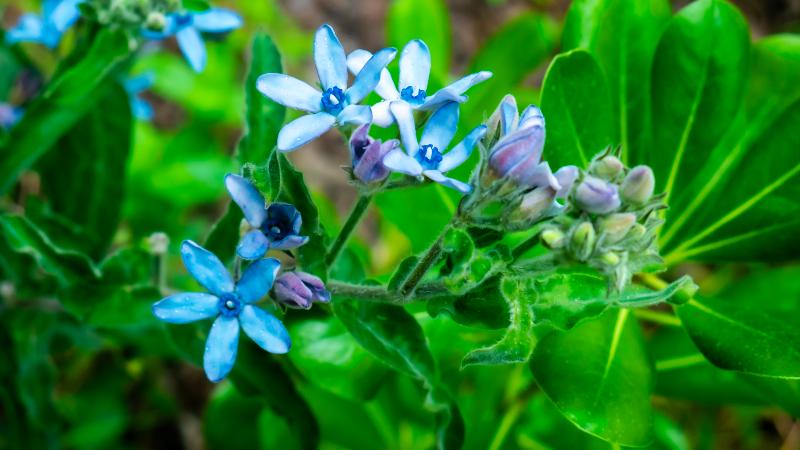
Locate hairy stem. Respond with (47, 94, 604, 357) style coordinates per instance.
(328, 279, 449, 305)
(325, 193, 374, 268)
(398, 225, 451, 298)
(511, 232, 541, 262)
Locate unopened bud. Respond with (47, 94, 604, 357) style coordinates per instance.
(488, 108, 545, 186)
(570, 221, 596, 261)
(541, 228, 566, 249)
(575, 175, 621, 214)
(599, 213, 636, 244)
(147, 232, 169, 255)
(144, 12, 167, 31)
(590, 155, 624, 180)
(274, 272, 331, 309)
(600, 251, 620, 266)
(349, 124, 396, 183)
(554, 165, 579, 199)
(515, 186, 555, 222)
(621, 166, 655, 205)
(628, 223, 647, 240)
(486, 94, 518, 141)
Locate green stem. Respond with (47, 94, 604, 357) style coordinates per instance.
(487, 383, 539, 450)
(328, 279, 449, 305)
(511, 232, 541, 262)
(633, 308, 681, 327)
(398, 224, 452, 298)
(325, 193, 374, 268)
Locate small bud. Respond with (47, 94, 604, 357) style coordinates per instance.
(600, 251, 620, 266)
(575, 175, 621, 214)
(628, 223, 647, 240)
(349, 124, 396, 183)
(570, 221, 596, 261)
(590, 155, 624, 180)
(621, 166, 655, 205)
(488, 107, 545, 186)
(554, 165, 579, 199)
(144, 11, 166, 31)
(274, 272, 331, 309)
(514, 186, 555, 222)
(598, 213, 636, 244)
(147, 232, 169, 255)
(541, 228, 566, 249)
(486, 94, 518, 141)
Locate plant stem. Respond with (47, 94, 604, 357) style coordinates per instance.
(328, 279, 449, 305)
(488, 383, 539, 450)
(325, 193, 374, 268)
(398, 225, 451, 298)
(511, 232, 541, 262)
(633, 308, 682, 327)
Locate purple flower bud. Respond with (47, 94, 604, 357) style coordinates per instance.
(513, 186, 556, 222)
(575, 175, 621, 214)
(554, 165, 579, 199)
(621, 165, 655, 205)
(273, 271, 331, 309)
(488, 106, 546, 186)
(486, 94, 518, 140)
(349, 124, 399, 183)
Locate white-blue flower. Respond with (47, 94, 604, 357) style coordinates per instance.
(383, 102, 485, 194)
(142, 8, 243, 73)
(346, 39, 492, 127)
(256, 24, 397, 152)
(5, 0, 82, 49)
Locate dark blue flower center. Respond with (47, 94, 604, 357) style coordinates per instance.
(218, 292, 242, 318)
(174, 13, 193, 28)
(400, 86, 427, 104)
(260, 203, 299, 243)
(321, 87, 346, 115)
(415, 144, 442, 170)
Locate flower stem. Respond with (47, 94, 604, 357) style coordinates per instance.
(398, 224, 452, 298)
(328, 279, 449, 305)
(633, 308, 681, 327)
(511, 232, 541, 262)
(325, 193, 374, 268)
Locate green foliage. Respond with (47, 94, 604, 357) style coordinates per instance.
(387, 0, 451, 83)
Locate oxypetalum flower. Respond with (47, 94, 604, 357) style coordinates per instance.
(5, 0, 82, 48)
(575, 175, 621, 214)
(383, 102, 485, 194)
(152, 241, 290, 382)
(273, 271, 331, 309)
(256, 25, 397, 151)
(142, 8, 243, 72)
(225, 174, 308, 260)
(0, 103, 23, 129)
(349, 124, 399, 184)
(123, 72, 155, 121)
(621, 166, 655, 205)
(346, 39, 492, 127)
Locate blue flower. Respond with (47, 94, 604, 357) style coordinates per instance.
(123, 72, 155, 121)
(224, 174, 309, 260)
(142, 8, 243, 73)
(347, 39, 492, 127)
(152, 240, 290, 382)
(256, 24, 397, 151)
(5, 0, 82, 48)
(383, 102, 485, 194)
(0, 103, 23, 129)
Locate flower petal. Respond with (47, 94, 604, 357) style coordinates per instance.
(180, 240, 234, 296)
(269, 235, 309, 250)
(239, 305, 291, 354)
(124, 72, 155, 95)
(337, 104, 372, 126)
(355, 138, 396, 183)
(370, 100, 394, 127)
(314, 24, 347, 91)
(347, 49, 399, 100)
(519, 105, 545, 129)
(192, 8, 243, 33)
(152, 292, 219, 324)
(225, 174, 268, 227)
(277, 112, 336, 151)
(347, 47, 397, 104)
(554, 165, 579, 199)
(6, 14, 45, 45)
(237, 230, 269, 260)
(176, 26, 207, 72)
(439, 124, 486, 173)
(443, 70, 493, 95)
(48, 0, 81, 33)
(421, 102, 459, 151)
(399, 39, 431, 93)
(256, 74, 322, 113)
(417, 88, 466, 111)
(508, 161, 560, 191)
(132, 98, 154, 121)
(423, 170, 472, 194)
(236, 258, 281, 303)
(204, 316, 240, 382)
(500, 95, 519, 135)
(390, 101, 419, 154)
(383, 149, 422, 176)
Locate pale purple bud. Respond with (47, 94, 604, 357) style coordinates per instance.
(488, 107, 545, 185)
(486, 94, 519, 139)
(350, 124, 399, 183)
(554, 165, 579, 199)
(575, 175, 621, 214)
(514, 186, 556, 222)
(598, 213, 636, 244)
(621, 165, 655, 205)
(273, 271, 331, 309)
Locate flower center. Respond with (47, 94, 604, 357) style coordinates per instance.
(218, 293, 242, 318)
(321, 87, 346, 115)
(174, 13, 193, 28)
(415, 144, 442, 170)
(400, 86, 426, 104)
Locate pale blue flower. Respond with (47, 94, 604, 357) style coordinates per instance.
(152, 240, 290, 382)
(5, 0, 82, 48)
(347, 39, 492, 127)
(142, 8, 243, 73)
(383, 102, 485, 194)
(123, 73, 155, 121)
(256, 24, 397, 151)
(225, 174, 309, 260)
(0, 103, 23, 129)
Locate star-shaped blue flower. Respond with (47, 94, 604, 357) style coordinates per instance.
(152, 240, 290, 382)
(225, 174, 309, 260)
(383, 102, 485, 194)
(142, 8, 243, 73)
(5, 0, 82, 48)
(347, 39, 492, 127)
(123, 72, 155, 121)
(256, 24, 397, 151)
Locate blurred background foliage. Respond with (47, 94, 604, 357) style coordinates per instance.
(1, 0, 800, 449)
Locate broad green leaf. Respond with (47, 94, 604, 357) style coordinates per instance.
(661, 35, 800, 262)
(333, 299, 464, 449)
(204, 203, 244, 266)
(375, 183, 455, 253)
(741, 375, 800, 417)
(427, 276, 510, 330)
(562, 0, 671, 164)
(387, 0, 451, 82)
(37, 81, 132, 259)
(0, 30, 132, 194)
(237, 33, 286, 166)
(540, 50, 614, 169)
(677, 266, 800, 379)
(531, 309, 654, 446)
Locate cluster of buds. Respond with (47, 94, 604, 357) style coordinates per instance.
(86, 0, 181, 30)
(539, 150, 662, 292)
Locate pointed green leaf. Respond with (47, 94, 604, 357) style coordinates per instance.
(204, 202, 244, 266)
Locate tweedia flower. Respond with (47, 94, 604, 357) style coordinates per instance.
(152, 241, 290, 382)
(256, 24, 397, 151)
(5, 0, 82, 48)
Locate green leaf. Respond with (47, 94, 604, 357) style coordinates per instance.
(204, 203, 244, 266)
(387, 0, 451, 82)
(333, 299, 464, 449)
(531, 308, 653, 446)
(660, 35, 800, 263)
(375, 183, 455, 252)
(540, 50, 614, 169)
(562, 0, 672, 164)
(677, 266, 800, 379)
(37, 81, 132, 258)
(426, 276, 510, 330)
(0, 30, 132, 194)
(183, 0, 210, 11)
(237, 33, 286, 166)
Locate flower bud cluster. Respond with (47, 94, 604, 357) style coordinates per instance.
(87, 0, 180, 30)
